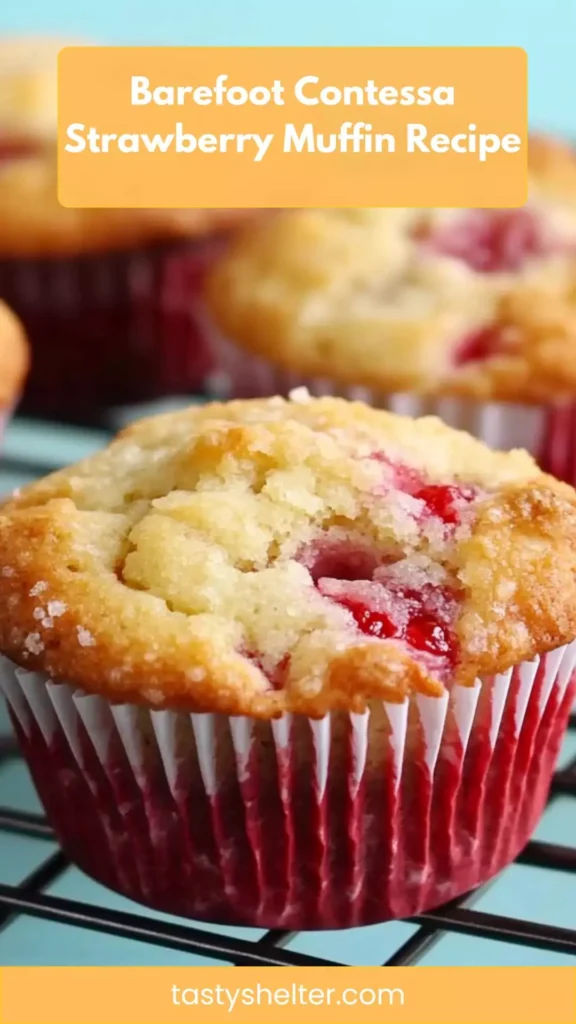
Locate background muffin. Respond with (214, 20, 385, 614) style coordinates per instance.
(0, 299, 29, 430)
(0, 36, 257, 422)
(1, 392, 575, 928)
(206, 136, 576, 483)
(0, 36, 67, 150)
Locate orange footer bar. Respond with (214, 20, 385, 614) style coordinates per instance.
(0, 966, 575, 1024)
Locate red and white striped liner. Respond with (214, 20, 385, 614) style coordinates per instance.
(206, 330, 576, 486)
(0, 237, 226, 422)
(2, 640, 575, 929)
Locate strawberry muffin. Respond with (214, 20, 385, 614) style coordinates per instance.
(0, 299, 29, 438)
(1, 391, 575, 927)
(206, 136, 576, 483)
(0, 36, 255, 421)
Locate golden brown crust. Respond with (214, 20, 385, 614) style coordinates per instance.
(206, 137, 576, 405)
(1, 394, 575, 716)
(0, 300, 29, 406)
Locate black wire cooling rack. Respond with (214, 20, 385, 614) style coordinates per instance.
(0, 412, 575, 967)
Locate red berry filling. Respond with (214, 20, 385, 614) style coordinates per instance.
(370, 451, 423, 494)
(298, 537, 382, 584)
(249, 457, 479, 686)
(318, 576, 458, 672)
(371, 452, 478, 527)
(0, 138, 39, 163)
(406, 615, 453, 658)
(452, 324, 504, 366)
(298, 457, 478, 676)
(411, 483, 477, 525)
(423, 209, 551, 274)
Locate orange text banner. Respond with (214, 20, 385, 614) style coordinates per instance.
(57, 46, 528, 208)
(1, 966, 575, 1024)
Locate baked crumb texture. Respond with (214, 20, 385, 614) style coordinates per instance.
(207, 136, 576, 405)
(0, 299, 29, 406)
(1, 394, 576, 717)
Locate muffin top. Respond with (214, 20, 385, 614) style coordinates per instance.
(0, 36, 254, 256)
(0, 36, 74, 145)
(0, 300, 29, 406)
(207, 136, 576, 405)
(1, 392, 575, 717)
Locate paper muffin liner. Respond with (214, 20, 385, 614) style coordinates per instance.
(206, 332, 576, 486)
(0, 237, 228, 422)
(1, 641, 575, 929)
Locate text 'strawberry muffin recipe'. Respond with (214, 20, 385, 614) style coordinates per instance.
(206, 135, 576, 484)
(1, 392, 576, 928)
(0, 36, 257, 422)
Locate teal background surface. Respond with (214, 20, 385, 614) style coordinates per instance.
(0, 1, 575, 135)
